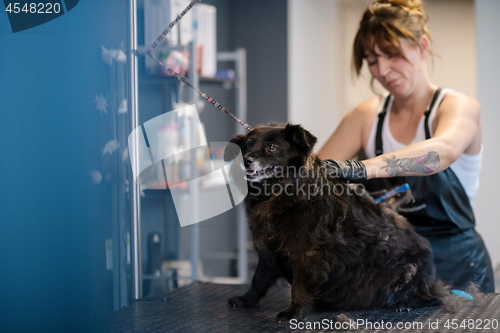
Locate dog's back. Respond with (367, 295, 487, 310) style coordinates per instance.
(250, 160, 445, 307)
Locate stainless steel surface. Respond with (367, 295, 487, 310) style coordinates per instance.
(235, 48, 247, 136)
(235, 48, 248, 282)
(127, 0, 142, 301)
(188, 41, 200, 282)
(105, 282, 500, 333)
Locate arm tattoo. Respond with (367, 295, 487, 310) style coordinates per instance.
(381, 151, 440, 177)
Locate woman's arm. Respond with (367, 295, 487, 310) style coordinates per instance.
(318, 98, 379, 160)
(363, 92, 481, 179)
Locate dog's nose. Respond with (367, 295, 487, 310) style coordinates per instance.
(244, 157, 254, 167)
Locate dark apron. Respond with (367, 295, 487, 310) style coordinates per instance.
(363, 88, 494, 292)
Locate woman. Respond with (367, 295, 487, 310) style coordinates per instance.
(318, 0, 494, 292)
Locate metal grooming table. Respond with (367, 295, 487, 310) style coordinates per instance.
(104, 282, 500, 333)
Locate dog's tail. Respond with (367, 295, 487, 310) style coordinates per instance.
(429, 281, 483, 313)
(429, 280, 462, 312)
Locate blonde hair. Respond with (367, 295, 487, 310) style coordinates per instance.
(352, 0, 433, 77)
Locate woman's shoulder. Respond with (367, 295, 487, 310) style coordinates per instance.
(437, 89, 481, 119)
(350, 97, 381, 119)
(441, 90, 480, 109)
(350, 97, 383, 147)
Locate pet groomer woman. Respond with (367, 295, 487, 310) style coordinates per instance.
(318, 0, 494, 292)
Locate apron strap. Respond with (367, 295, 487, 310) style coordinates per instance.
(424, 87, 442, 140)
(376, 88, 442, 154)
(375, 96, 391, 156)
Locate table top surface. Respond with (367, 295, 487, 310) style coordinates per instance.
(104, 281, 500, 333)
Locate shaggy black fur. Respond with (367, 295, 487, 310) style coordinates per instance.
(225, 123, 450, 322)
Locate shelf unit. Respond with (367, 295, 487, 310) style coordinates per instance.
(130, 40, 249, 299)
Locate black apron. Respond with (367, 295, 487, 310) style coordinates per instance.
(364, 88, 494, 292)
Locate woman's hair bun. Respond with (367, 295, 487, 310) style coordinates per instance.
(376, 0, 424, 15)
(368, 0, 428, 25)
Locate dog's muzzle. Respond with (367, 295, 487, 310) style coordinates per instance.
(244, 164, 276, 181)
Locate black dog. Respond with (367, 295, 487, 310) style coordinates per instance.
(224, 123, 449, 322)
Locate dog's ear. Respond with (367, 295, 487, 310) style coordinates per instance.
(224, 134, 246, 162)
(284, 124, 317, 154)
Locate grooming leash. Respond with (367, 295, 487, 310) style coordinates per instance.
(134, 0, 253, 131)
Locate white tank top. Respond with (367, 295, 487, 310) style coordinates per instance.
(365, 89, 483, 204)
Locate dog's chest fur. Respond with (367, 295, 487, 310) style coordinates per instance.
(244, 175, 350, 259)
(245, 191, 298, 253)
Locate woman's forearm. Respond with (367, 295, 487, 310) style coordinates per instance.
(363, 139, 456, 179)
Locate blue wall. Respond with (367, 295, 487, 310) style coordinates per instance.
(0, 1, 126, 331)
(0, 0, 288, 331)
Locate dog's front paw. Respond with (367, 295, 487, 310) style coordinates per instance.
(276, 310, 302, 323)
(228, 296, 251, 308)
(276, 310, 294, 323)
(394, 302, 412, 312)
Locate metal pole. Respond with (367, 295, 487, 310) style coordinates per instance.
(188, 41, 199, 281)
(235, 48, 248, 282)
(127, 0, 142, 301)
(236, 48, 247, 136)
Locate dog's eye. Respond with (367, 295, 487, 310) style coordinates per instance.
(245, 141, 253, 148)
(268, 144, 277, 152)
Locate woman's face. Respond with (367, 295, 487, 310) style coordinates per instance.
(365, 37, 426, 96)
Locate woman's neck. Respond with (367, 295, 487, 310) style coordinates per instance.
(391, 82, 437, 117)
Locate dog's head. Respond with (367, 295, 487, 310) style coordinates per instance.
(224, 123, 317, 182)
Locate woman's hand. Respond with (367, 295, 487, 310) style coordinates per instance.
(322, 159, 367, 182)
